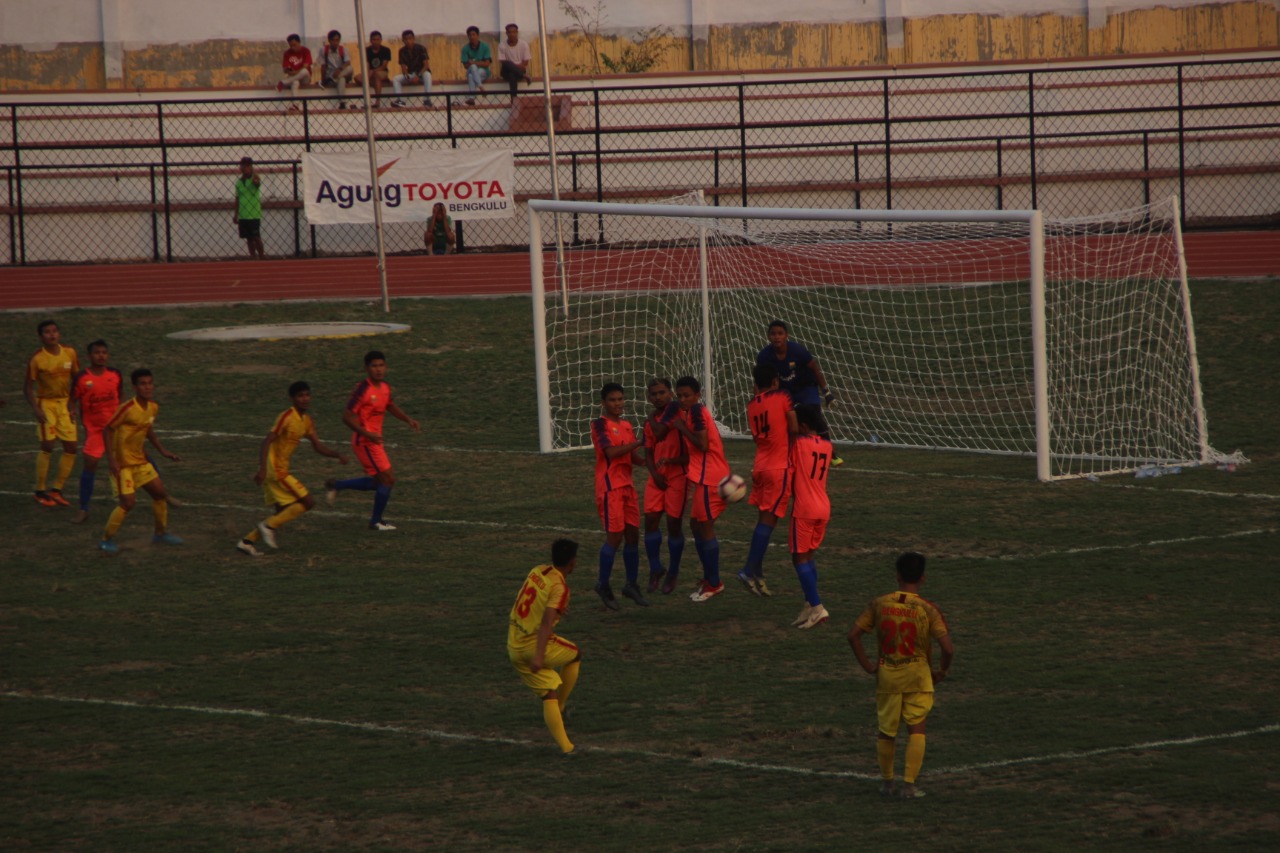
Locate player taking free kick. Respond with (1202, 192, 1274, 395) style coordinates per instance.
(508, 538, 583, 755)
(326, 350, 420, 531)
(848, 552, 955, 799)
(238, 381, 349, 556)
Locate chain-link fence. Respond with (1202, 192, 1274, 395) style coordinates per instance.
(2, 56, 1277, 265)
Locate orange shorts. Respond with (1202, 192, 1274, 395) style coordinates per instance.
(789, 516, 828, 553)
(82, 424, 108, 459)
(644, 473, 688, 518)
(690, 482, 726, 523)
(749, 468, 790, 517)
(597, 486, 640, 533)
(352, 439, 392, 475)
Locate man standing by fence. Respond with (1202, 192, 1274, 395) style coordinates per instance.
(233, 157, 265, 259)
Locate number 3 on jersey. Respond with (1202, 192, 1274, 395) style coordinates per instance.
(515, 582, 537, 618)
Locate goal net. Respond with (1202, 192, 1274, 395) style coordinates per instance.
(527, 196, 1243, 480)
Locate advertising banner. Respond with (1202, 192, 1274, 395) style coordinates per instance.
(302, 149, 515, 224)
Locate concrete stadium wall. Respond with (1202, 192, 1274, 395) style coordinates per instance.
(1, 1, 1279, 91)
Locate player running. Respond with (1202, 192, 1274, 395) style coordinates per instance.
(69, 339, 124, 524)
(848, 552, 955, 799)
(237, 381, 349, 556)
(325, 350, 420, 531)
(667, 376, 731, 602)
(25, 319, 80, 508)
(736, 363, 797, 596)
(591, 383, 647, 609)
(508, 538, 583, 755)
(788, 406, 834, 629)
(641, 377, 688, 595)
(98, 369, 183, 554)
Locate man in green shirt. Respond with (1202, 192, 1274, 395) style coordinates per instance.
(460, 26, 492, 105)
(233, 157, 265, 259)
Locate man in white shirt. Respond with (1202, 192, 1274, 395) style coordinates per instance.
(497, 23, 532, 102)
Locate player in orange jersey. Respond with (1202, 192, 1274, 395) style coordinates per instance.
(69, 339, 124, 524)
(848, 552, 954, 799)
(667, 376, 731, 602)
(24, 319, 80, 507)
(325, 351, 420, 531)
(590, 382, 646, 609)
(237, 381, 349, 556)
(641, 377, 688, 595)
(787, 406, 833, 629)
(99, 369, 183, 555)
(508, 538, 582, 754)
(736, 363, 797, 597)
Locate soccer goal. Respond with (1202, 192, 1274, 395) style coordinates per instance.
(527, 196, 1243, 480)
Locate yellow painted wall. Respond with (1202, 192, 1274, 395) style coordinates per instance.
(1, 3, 1277, 91)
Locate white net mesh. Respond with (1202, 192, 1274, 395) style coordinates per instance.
(532, 197, 1242, 479)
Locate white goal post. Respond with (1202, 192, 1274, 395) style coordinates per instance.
(528, 197, 1242, 480)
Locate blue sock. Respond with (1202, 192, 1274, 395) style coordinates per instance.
(668, 535, 685, 579)
(623, 544, 639, 586)
(336, 476, 376, 491)
(644, 531, 663, 572)
(700, 537, 721, 586)
(796, 560, 821, 606)
(744, 523, 775, 576)
(78, 468, 95, 511)
(598, 542, 617, 586)
(371, 484, 391, 524)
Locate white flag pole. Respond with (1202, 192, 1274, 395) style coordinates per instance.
(534, 0, 570, 317)
(354, 0, 391, 313)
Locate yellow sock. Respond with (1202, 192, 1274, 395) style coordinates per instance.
(54, 452, 77, 490)
(35, 450, 52, 491)
(267, 501, 307, 530)
(542, 696, 574, 753)
(557, 660, 581, 712)
(877, 737, 897, 780)
(245, 529, 261, 543)
(152, 498, 168, 534)
(104, 506, 128, 539)
(904, 733, 926, 784)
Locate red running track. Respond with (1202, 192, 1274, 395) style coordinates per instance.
(0, 232, 1276, 311)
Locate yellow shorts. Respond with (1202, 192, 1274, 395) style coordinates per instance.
(263, 472, 309, 507)
(37, 398, 76, 443)
(509, 635, 579, 694)
(111, 462, 159, 498)
(876, 691, 934, 738)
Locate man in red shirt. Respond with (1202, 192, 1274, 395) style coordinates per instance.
(278, 33, 313, 108)
(591, 383, 646, 609)
(641, 377, 687, 595)
(69, 339, 124, 523)
(736, 363, 797, 597)
(789, 406, 834, 629)
(325, 351, 420, 531)
(667, 376, 731, 602)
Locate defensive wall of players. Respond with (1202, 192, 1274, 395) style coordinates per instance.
(1, 52, 1278, 264)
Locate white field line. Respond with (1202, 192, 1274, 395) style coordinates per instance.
(6, 420, 1272, 497)
(3, 691, 1275, 781)
(1, 490, 1274, 557)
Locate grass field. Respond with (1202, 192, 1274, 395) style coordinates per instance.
(2, 281, 1278, 852)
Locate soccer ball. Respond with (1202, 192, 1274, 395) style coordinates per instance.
(718, 473, 747, 503)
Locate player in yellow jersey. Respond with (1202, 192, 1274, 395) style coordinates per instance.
(24, 319, 80, 507)
(508, 538, 582, 755)
(98, 369, 183, 555)
(848, 552, 955, 799)
(237, 381, 349, 556)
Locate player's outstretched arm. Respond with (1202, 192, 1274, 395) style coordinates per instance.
(387, 402, 420, 432)
(147, 426, 181, 462)
(306, 425, 349, 464)
(933, 633, 955, 683)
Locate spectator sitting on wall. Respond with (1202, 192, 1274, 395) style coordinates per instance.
(391, 29, 432, 109)
(317, 29, 356, 110)
(353, 31, 392, 108)
(498, 23, 532, 103)
(278, 34, 313, 110)
(460, 25, 492, 106)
